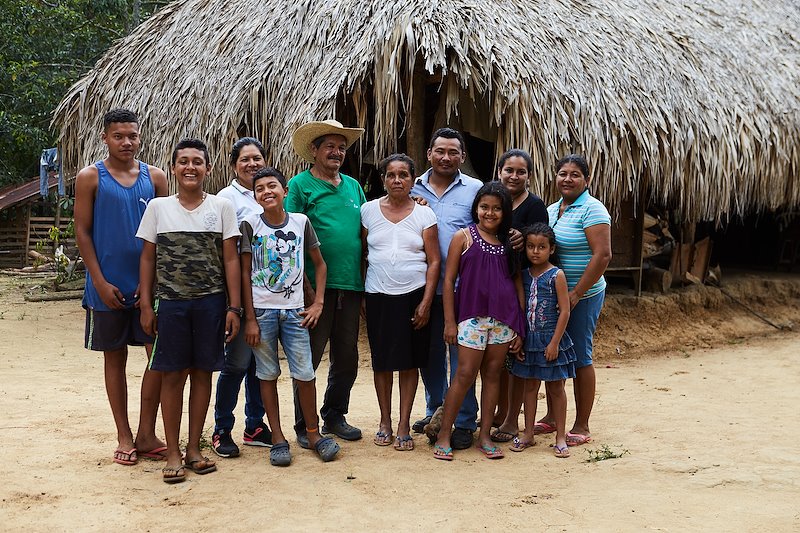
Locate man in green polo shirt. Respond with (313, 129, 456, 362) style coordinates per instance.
(286, 119, 366, 445)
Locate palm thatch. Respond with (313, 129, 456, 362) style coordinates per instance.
(53, 0, 800, 222)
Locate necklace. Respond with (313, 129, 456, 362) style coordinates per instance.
(176, 191, 207, 208)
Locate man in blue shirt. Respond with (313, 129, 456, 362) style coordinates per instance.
(410, 128, 483, 449)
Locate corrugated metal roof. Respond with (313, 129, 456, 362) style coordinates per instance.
(0, 177, 58, 211)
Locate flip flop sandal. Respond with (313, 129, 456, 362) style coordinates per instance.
(269, 442, 292, 467)
(554, 444, 571, 458)
(566, 432, 592, 447)
(433, 444, 453, 461)
(140, 446, 168, 460)
(490, 429, 517, 443)
(477, 444, 505, 459)
(184, 457, 217, 475)
(314, 436, 340, 462)
(373, 430, 393, 446)
(533, 422, 557, 435)
(393, 435, 414, 451)
(162, 466, 186, 484)
(113, 448, 138, 466)
(509, 436, 534, 452)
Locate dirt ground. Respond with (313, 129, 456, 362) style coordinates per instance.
(1, 272, 799, 532)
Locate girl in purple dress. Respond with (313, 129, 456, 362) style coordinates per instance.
(434, 183, 525, 461)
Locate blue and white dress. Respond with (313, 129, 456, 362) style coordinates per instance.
(510, 266, 577, 381)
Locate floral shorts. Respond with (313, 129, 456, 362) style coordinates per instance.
(457, 316, 516, 350)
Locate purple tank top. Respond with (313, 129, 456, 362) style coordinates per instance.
(455, 224, 525, 336)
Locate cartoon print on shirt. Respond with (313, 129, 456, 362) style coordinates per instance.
(250, 229, 302, 298)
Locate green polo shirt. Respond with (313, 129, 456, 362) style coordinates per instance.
(285, 169, 366, 291)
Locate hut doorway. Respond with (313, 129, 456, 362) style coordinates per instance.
(396, 69, 497, 183)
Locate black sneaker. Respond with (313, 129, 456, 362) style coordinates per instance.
(412, 416, 432, 434)
(243, 423, 273, 448)
(212, 429, 240, 458)
(321, 418, 362, 441)
(451, 427, 474, 450)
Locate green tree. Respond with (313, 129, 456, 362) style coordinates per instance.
(0, 0, 166, 188)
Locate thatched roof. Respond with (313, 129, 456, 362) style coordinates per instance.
(53, 0, 800, 222)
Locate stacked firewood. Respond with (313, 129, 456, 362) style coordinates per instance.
(642, 213, 715, 293)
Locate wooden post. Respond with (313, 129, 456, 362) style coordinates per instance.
(23, 204, 32, 268)
(53, 199, 62, 255)
(406, 57, 427, 173)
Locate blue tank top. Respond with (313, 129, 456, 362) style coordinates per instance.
(82, 161, 154, 311)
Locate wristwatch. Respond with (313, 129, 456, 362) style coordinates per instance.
(226, 306, 243, 317)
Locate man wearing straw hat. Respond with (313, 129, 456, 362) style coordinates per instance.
(286, 119, 366, 445)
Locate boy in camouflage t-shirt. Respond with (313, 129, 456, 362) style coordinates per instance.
(137, 139, 242, 484)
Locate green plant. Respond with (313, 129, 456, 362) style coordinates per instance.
(584, 444, 630, 463)
(57, 195, 75, 215)
(32, 240, 46, 267)
(48, 218, 80, 284)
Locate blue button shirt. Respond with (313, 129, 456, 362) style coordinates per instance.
(412, 169, 483, 293)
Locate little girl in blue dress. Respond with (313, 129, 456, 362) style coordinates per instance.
(510, 223, 576, 457)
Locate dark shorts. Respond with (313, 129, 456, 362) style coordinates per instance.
(149, 293, 227, 372)
(365, 287, 430, 372)
(85, 307, 153, 351)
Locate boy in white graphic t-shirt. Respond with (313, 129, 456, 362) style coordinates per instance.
(240, 167, 339, 466)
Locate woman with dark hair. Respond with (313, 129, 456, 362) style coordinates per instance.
(497, 149, 548, 231)
(536, 154, 611, 446)
(490, 149, 549, 441)
(361, 154, 440, 451)
(212, 137, 273, 458)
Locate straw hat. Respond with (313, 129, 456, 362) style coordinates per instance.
(292, 119, 364, 163)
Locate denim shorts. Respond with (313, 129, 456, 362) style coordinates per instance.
(251, 308, 315, 382)
(457, 316, 516, 350)
(566, 290, 605, 368)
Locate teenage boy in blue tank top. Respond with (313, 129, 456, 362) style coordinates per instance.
(74, 109, 169, 467)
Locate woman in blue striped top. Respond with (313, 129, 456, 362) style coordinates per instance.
(536, 155, 611, 447)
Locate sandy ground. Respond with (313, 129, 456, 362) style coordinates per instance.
(1, 273, 799, 532)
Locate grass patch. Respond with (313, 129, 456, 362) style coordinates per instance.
(585, 444, 630, 463)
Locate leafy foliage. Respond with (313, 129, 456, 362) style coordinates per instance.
(0, 0, 166, 187)
(584, 444, 630, 463)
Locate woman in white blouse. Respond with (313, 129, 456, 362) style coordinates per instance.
(361, 154, 440, 451)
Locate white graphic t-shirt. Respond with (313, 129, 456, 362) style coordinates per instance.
(240, 212, 320, 309)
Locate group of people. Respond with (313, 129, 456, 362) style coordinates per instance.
(76, 108, 611, 484)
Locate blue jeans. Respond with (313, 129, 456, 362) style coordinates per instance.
(214, 316, 265, 433)
(251, 308, 315, 382)
(420, 295, 478, 431)
(566, 290, 605, 368)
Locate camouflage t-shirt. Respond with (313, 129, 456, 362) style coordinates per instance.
(136, 194, 240, 300)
